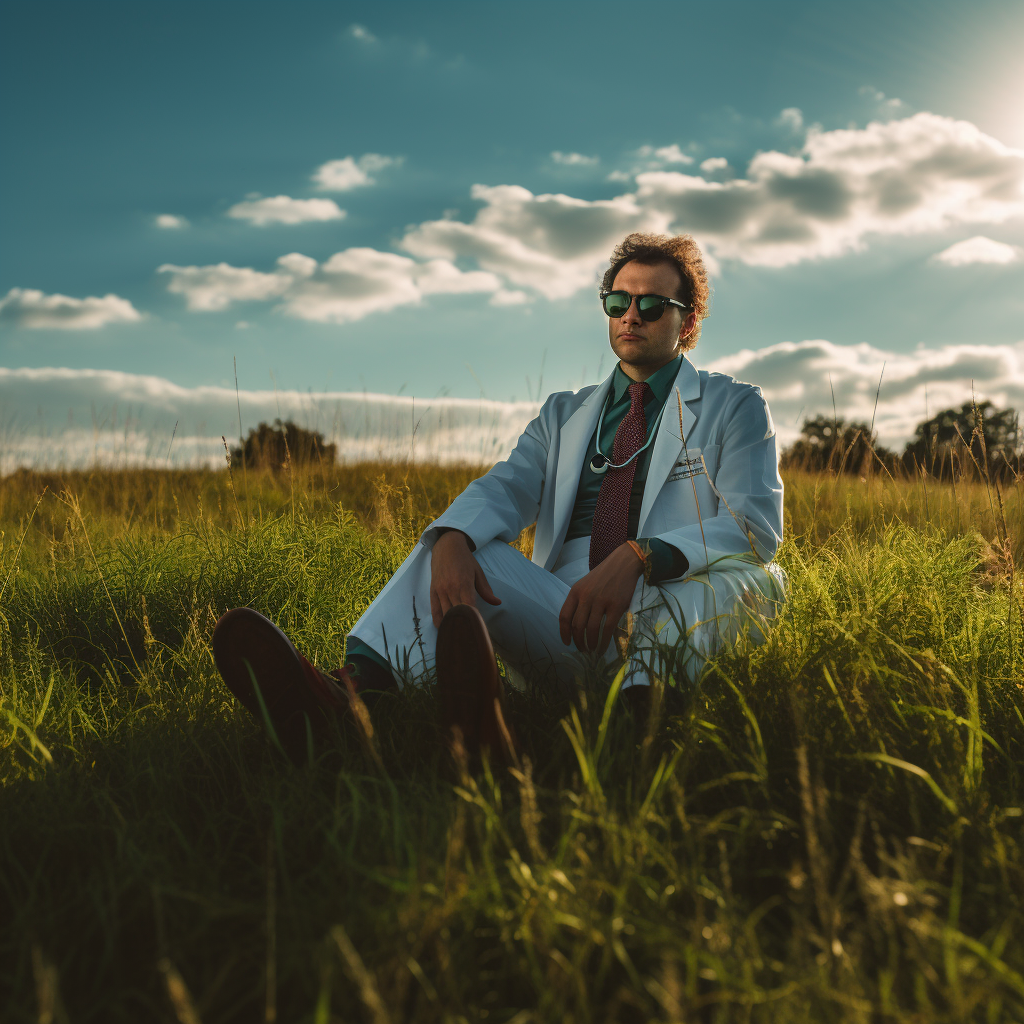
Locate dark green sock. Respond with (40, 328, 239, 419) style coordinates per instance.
(345, 638, 398, 690)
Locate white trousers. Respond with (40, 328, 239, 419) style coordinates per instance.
(348, 535, 786, 691)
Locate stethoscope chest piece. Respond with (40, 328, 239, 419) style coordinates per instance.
(587, 387, 669, 476)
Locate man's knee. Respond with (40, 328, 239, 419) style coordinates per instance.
(472, 538, 531, 576)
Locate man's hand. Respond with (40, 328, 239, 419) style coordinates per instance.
(429, 530, 501, 627)
(559, 543, 645, 655)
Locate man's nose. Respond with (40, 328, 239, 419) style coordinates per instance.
(620, 298, 642, 325)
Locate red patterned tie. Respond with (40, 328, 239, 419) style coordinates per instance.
(589, 380, 652, 569)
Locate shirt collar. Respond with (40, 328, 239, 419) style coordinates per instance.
(612, 354, 683, 404)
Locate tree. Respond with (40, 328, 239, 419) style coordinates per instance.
(781, 414, 893, 474)
(230, 419, 337, 471)
(902, 400, 1020, 479)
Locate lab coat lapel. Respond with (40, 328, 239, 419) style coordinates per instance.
(546, 372, 614, 567)
(637, 357, 701, 534)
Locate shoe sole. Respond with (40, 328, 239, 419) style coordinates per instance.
(212, 608, 324, 755)
(435, 604, 516, 764)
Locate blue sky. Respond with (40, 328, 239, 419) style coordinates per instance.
(2, 0, 1024, 465)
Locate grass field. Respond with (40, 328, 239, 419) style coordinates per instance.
(1, 462, 1023, 1023)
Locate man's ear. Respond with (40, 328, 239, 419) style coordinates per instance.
(678, 312, 697, 343)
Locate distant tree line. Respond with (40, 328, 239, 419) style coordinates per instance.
(781, 400, 1022, 479)
(233, 406, 1021, 480)
(230, 419, 336, 470)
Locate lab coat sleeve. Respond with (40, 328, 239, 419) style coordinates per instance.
(419, 394, 556, 552)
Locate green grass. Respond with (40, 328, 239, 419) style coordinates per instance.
(1, 464, 1023, 1022)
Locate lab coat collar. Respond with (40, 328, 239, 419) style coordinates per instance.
(637, 356, 702, 533)
(547, 372, 615, 567)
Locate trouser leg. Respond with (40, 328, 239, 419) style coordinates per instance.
(348, 539, 593, 688)
(625, 556, 788, 686)
(349, 537, 786, 691)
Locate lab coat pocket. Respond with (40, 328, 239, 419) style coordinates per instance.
(665, 445, 720, 483)
(652, 444, 721, 530)
(666, 447, 705, 483)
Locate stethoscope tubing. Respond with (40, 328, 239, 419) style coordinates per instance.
(589, 390, 668, 474)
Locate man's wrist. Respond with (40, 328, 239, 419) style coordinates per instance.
(624, 539, 650, 582)
(436, 528, 474, 551)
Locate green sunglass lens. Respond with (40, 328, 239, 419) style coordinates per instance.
(603, 293, 630, 317)
(637, 296, 666, 320)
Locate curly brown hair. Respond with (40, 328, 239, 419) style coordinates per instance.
(601, 232, 710, 350)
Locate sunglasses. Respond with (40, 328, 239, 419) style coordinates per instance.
(600, 290, 689, 322)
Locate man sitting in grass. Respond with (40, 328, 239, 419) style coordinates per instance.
(213, 232, 786, 763)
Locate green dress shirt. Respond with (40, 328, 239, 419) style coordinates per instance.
(565, 356, 689, 583)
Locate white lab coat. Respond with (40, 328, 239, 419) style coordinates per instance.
(350, 356, 786, 688)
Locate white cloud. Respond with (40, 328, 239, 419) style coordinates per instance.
(636, 112, 1024, 267)
(0, 287, 142, 329)
(401, 183, 668, 299)
(349, 24, 376, 43)
(708, 338, 1024, 448)
(636, 144, 694, 165)
(280, 249, 500, 323)
(161, 248, 500, 322)
(608, 145, 696, 183)
(312, 154, 398, 191)
(412, 257, 501, 296)
(859, 86, 907, 119)
(490, 288, 530, 306)
(654, 144, 694, 165)
(0, 366, 539, 471)
(157, 259, 297, 311)
(155, 213, 188, 229)
(777, 107, 804, 133)
(700, 157, 730, 175)
(551, 151, 599, 166)
(149, 109, 1024, 323)
(932, 235, 1021, 266)
(226, 195, 345, 225)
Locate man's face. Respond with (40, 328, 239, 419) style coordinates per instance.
(607, 260, 696, 377)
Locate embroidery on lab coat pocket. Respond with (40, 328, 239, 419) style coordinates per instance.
(667, 450, 706, 482)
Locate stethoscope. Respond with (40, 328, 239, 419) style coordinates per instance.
(589, 390, 669, 474)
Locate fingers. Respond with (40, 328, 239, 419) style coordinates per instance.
(434, 587, 455, 623)
(572, 597, 591, 651)
(431, 575, 464, 624)
(431, 539, 494, 624)
(559, 591, 579, 645)
(562, 557, 641, 652)
(562, 586, 597, 650)
(588, 610, 613, 654)
(429, 566, 496, 631)
(585, 609, 602, 652)
(435, 582, 472, 618)
(474, 566, 502, 607)
(564, 592, 626, 653)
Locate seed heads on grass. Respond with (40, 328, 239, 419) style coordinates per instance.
(158, 958, 202, 1024)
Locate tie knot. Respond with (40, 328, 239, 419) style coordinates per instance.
(628, 380, 651, 408)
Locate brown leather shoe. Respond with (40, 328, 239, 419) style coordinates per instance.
(435, 604, 518, 767)
(212, 607, 348, 761)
